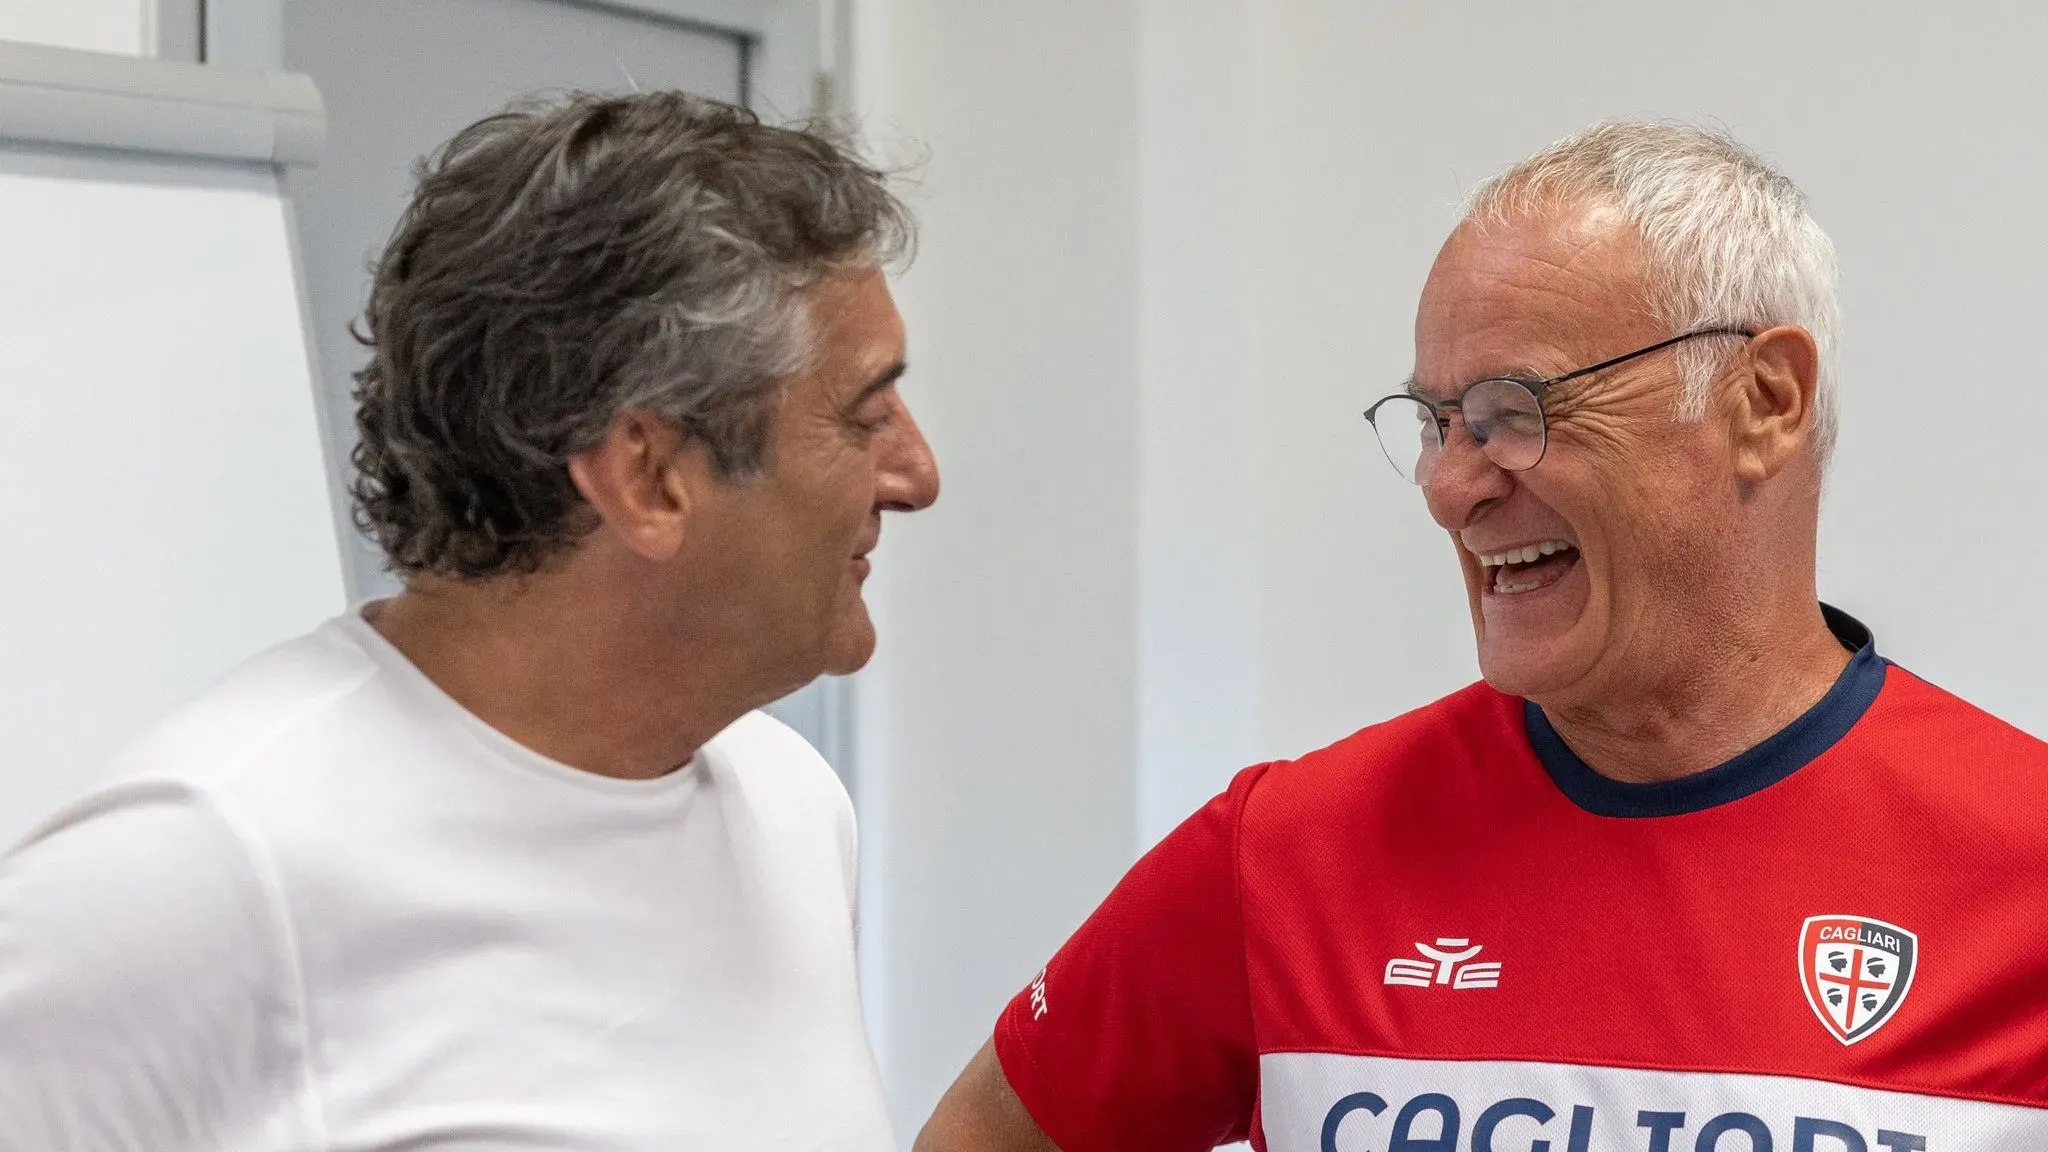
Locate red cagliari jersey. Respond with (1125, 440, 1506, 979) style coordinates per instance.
(996, 610, 2048, 1151)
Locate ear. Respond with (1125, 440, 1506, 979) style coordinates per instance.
(566, 410, 701, 562)
(1728, 324, 1820, 485)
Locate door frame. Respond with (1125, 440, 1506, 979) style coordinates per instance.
(202, 0, 843, 120)
(155, 0, 205, 60)
(566, 1, 842, 120)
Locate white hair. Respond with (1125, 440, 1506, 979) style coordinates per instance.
(1463, 122, 1841, 466)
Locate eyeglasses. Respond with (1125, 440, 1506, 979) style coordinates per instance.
(1362, 327, 1755, 486)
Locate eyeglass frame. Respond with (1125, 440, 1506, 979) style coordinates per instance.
(1362, 326, 1757, 482)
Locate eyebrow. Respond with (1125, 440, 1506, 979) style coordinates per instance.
(849, 360, 908, 406)
(1403, 365, 1547, 400)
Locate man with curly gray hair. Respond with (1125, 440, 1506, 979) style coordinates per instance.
(0, 91, 937, 1151)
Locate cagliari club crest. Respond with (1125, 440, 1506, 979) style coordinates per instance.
(1800, 915, 1917, 1046)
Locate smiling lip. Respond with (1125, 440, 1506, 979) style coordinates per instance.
(1485, 555, 1577, 596)
(1466, 538, 1576, 567)
(1465, 537, 1581, 597)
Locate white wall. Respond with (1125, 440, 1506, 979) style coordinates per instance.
(856, 0, 2048, 1140)
(850, 0, 1144, 1135)
(0, 0, 150, 55)
(1136, 0, 1262, 844)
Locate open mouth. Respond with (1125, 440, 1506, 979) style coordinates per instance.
(1476, 540, 1580, 596)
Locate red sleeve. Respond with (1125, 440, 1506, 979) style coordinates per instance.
(993, 765, 1267, 1152)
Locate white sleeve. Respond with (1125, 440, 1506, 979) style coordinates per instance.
(0, 781, 312, 1152)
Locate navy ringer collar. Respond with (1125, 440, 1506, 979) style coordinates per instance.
(1525, 604, 1886, 818)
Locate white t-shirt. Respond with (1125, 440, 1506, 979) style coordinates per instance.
(0, 610, 896, 1152)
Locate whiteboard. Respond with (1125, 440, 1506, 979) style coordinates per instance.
(0, 145, 345, 845)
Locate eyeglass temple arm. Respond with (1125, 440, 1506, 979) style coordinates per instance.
(1545, 327, 1757, 388)
(1364, 326, 1758, 420)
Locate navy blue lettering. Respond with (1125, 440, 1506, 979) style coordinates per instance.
(1698, 1112, 1773, 1152)
(1389, 1092, 1460, 1152)
(1327, 1092, 1924, 1152)
(1321, 1092, 1386, 1152)
(1793, 1117, 1867, 1152)
(1637, 1111, 1688, 1152)
(1474, 1097, 1556, 1152)
(1565, 1106, 1594, 1152)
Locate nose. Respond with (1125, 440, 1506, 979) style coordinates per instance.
(876, 392, 940, 513)
(1422, 415, 1513, 531)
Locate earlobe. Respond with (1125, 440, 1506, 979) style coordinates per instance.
(567, 410, 694, 562)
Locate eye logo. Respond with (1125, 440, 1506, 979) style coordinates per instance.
(1383, 937, 1501, 989)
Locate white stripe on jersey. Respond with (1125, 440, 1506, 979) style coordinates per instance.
(1260, 1052, 2048, 1151)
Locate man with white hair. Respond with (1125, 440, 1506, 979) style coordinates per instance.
(918, 122, 2048, 1150)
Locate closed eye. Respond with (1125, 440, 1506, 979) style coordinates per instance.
(843, 361, 908, 434)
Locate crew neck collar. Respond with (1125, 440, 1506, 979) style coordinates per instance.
(1524, 604, 1885, 818)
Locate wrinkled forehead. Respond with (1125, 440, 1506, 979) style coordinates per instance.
(1411, 206, 1654, 399)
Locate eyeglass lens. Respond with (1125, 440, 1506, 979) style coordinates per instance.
(1368, 379, 1546, 485)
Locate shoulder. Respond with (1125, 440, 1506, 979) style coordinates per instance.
(1855, 663, 2048, 835)
(105, 619, 380, 794)
(1871, 663, 2048, 759)
(703, 709, 858, 876)
(707, 710, 850, 810)
(1241, 681, 1523, 826)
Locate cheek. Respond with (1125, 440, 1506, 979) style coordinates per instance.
(1571, 439, 1724, 588)
(1527, 445, 1659, 567)
(798, 463, 875, 559)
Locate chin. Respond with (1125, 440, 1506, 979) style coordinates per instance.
(821, 612, 878, 677)
(1471, 572, 1600, 701)
(1476, 640, 1574, 700)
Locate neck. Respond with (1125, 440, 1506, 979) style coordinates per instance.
(365, 562, 766, 780)
(1535, 592, 1850, 786)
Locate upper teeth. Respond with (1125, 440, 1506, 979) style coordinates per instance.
(1476, 540, 1574, 568)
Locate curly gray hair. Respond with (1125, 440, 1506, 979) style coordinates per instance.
(350, 91, 913, 579)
